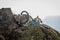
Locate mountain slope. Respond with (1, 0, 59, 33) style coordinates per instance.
(17, 24, 60, 40)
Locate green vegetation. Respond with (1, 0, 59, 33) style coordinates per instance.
(17, 24, 60, 40)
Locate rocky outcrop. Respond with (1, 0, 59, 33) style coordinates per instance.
(0, 8, 60, 40)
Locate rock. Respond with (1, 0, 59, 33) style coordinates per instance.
(0, 8, 60, 40)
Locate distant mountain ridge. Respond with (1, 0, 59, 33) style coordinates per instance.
(43, 16, 60, 32)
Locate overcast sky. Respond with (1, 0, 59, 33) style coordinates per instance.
(0, 0, 60, 19)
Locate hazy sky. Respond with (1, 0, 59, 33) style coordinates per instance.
(0, 0, 60, 19)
